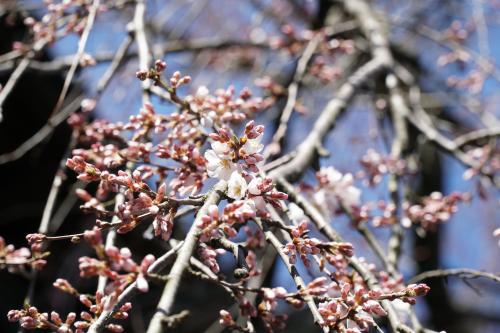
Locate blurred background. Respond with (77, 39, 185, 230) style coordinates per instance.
(0, 0, 498, 332)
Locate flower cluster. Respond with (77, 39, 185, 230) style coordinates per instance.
(197, 201, 256, 240)
(257, 287, 289, 332)
(359, 149, 408, 186)
(311, 167, 362, 218)
(283, 221, 354, 267)
(371, 200, 397, 227)
(204, 120, 287, 211)
(283, 221, 321, 265)
(205, 121, 265, 179)
(5, 56, 438, 333)
(18, 0, 102, 47)
(301, 276, 429, 331)
(402, 191, 470, 230)
(78, 228, 156, 293)
(8, 298, 131, 333)
(0, 236, 46, 272)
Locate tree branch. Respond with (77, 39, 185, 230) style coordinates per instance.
(145, 180, 227, 333)
(409, 268, 500, 285)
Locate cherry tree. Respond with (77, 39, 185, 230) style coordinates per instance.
(0, 1, 499, 333)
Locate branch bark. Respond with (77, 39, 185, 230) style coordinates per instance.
(145, 180, 227, 333)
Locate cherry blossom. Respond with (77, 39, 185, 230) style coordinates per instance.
(227, 171, 248, 200)
(314, 166, 362, 217)
(205, 149, 237, 180)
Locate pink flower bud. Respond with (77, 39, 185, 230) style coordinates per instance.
(83, 227, 102, 247)
(136, 70, 148, 81)
(155, 59, 167, 72)
(406, 283, 430, 297)
(362, 300, 387, 316)
(7, 310, 21, 322)
(106, 324, 124, 333)
(269, 191, 288, 200)
(26, 233, 45, 244)
(156, 183, 166, 202)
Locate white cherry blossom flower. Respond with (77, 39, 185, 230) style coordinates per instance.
(200, 110, 217, 130)
(342, 183, 362, 209)
(241, 133, 263, 155)
(196, 85, 209, 98)
(205, 150, 236, 180)
(322, 166, 343, 184)
(315, 167, 362, 216)
(248, 177, 262, 195)
(246, 177, 268, 210)
(211, 141, 232, 159)
(227, 171, 248, 200)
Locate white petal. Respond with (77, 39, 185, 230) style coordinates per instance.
(247, 177, 262, 195)
(196, 86, 209, 98)
(227, 172, 247, 200)
(218, 161, 236, 180)
(242, 137, 264, 155)
(212, 141, 231, 158)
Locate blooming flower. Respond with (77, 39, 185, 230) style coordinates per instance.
(247, 177, 262, 195)
(227, 171, 248, 200)
(196, 85, 210, 99)
(212, 141, 232, 159)
(205, 150, 237, 180)
(240, 132, 263, 156)
(314, 167, 361, 217)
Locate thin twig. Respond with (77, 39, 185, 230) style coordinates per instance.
(0, 40, 46, 122)
(0, 95, 84, 165)
(48, 0, 100, 118)
(264, 33, 322, 159)
(409, 268, 500, 285)
(0, 38, 270, 75)
(0, 57, 31, 123)
(96, 35, 134, 94)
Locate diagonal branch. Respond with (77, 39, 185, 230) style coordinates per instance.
(133, 0, 152, 105)
(48, 0, 101, 119)
(264, 33, 322, 159)
(255, 216, 329, 333)
(145, 180, 227, 333)
(0, 95, 84, 165)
